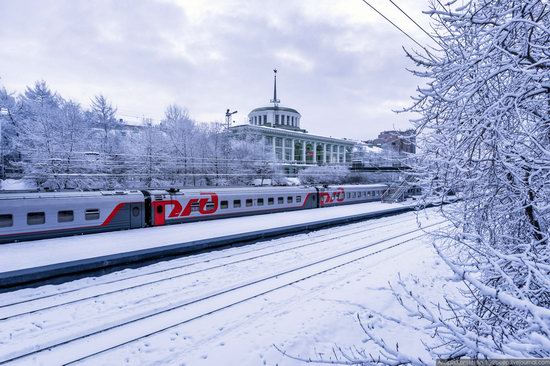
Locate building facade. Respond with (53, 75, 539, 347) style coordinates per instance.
(230, 70, 355, 173)
(367, 130, 416, 154)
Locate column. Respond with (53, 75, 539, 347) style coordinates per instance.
(313, 142, 317, 164)
(272, 136, 276, 160)
(339, 145, 344, 163)
(323, 144, 327, 164)
(291, 139, 295, 162)
(302, 140, 306, 162)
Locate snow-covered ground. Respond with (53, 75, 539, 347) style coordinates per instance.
(0, 179, 35, 191)
(0, 200, 417, 274)
(0, 208, 457, 365)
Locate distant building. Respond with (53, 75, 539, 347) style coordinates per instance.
(229, 70, 356, 174)
(368, 130, 416, 154)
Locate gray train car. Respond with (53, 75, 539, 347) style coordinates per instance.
(0, 190, 145, 244)
(318, 184, 388, 207)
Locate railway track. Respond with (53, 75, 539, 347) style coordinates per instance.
(0, 214, 419, 316)
(0, 216, 447, 365)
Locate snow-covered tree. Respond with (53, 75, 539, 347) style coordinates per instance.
(0, 86, 20, 179)
(161, 105, 198, 186)
(298, 165, 350, 185)
(350, 0, 550, 363)
(89, 94, 121, 155)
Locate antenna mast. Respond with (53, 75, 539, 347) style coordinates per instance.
(270, 69, 280, 107)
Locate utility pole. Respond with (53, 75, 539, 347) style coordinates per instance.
(225, 109, 238, 130)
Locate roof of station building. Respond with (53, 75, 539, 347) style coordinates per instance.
(230, 124, 357, 145)
(249, 106, 300, 115)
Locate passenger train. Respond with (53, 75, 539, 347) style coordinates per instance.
(0, 184, 389, 244)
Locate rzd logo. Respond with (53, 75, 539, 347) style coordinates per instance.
(153, 192, 219, 224)
(320, 187, 345, 206)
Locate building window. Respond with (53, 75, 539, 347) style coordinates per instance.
(233, 199, 241, 208)
(264, 115, 267, 123)
(268, 197, 274, 205)
(221, 200, 228, 209)
(27, 212, 45, 225)
(0, 214, 13, 228)
(275, 115, 279, 124)
(287, 115, 290, 124)
(58, 210, 74, 223)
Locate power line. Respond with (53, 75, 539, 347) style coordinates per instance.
(387, 0, 440, 45)
(359, 0, 427, 50)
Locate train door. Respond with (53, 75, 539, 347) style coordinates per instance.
(130, 203, 143, 228)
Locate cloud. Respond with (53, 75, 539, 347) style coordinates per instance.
(0, 0, 433, 140)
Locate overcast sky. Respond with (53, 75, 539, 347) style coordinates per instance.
(0, 0, 434, 140)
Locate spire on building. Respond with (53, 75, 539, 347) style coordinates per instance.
(270, 68, 280, 107)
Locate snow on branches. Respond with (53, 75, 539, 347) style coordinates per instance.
(297, 0, 550, 364)
(398, 0, 550, 361)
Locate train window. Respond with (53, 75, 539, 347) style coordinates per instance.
(287, 196, 293, 204)
(0, 214, 13, 228)
(85, 209, 100, 221)
(233, 200, 241, 208)
(296, 196, 302, 203)
(339, 193, 345, 200)
(191, 202, 200, 212)
(221, 200, 229, 209)
(332, 193, 336, 200)
(278, 197, 284, 204)
(268, 197, 274, 205)
(352, 192, 356, 198)
(27, 212, 45, 225)
(205, 203, 215, 211)
(257, 198, 264, 206)
(58, 210, 74, 223)
(156, 205, 164, 214)
(347, 193, 351, 199)
(246, 199, 253, 207)
(132, 207, 140, 217)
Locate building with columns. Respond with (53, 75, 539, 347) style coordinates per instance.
(229, 70, 356, 174)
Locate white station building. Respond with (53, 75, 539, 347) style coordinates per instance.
(230, 70, 356, 173)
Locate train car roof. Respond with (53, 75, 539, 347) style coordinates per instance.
(146, 186, 318, 195)
(334, 184, 388, 189)
(0, 190, 144, 200)
(145, 184, 388, 195)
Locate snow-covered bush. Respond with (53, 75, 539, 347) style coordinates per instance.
(298, 165, 350, 185)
